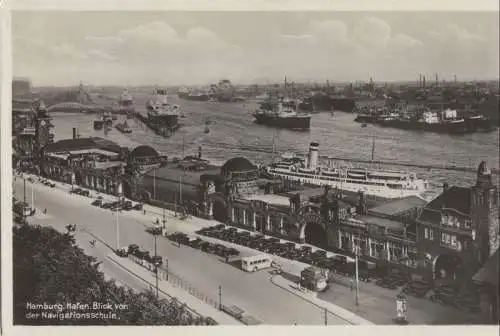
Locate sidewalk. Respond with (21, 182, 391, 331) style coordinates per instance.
(270, 275, 374, 325)
(107, 253, 243, 325)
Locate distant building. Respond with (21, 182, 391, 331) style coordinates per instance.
(41, 137, 127, 196)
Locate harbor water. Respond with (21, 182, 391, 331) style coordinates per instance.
(49, 93, 499, 197)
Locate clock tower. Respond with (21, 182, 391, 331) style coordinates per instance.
(34, 100, 53, 159)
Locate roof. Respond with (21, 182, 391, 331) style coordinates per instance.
(285, 187, 325, 199)
(221, 157, 256, 173)
(356, 214, 404, 230)
(130, 145, 159, 158)
(368, 196, 427, 217)
(419, 186, 471, 223)
(94, 161, 125, 170)
(472, 248, 499, 286)
(44, 137, 121, 154)
(243, 194, 291, 207)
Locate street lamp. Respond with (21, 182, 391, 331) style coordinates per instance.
(218, 285, 222, 310)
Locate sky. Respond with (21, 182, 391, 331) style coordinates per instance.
(12, 11, 500, 87)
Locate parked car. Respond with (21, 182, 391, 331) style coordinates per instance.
(91, 199, 103, 207)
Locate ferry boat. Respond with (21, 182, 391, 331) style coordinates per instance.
(266, 142, 428, 199)
(253, 96, 311, 130)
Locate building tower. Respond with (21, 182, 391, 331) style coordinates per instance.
(470, 161, 499, 265)
(34, 100, 53, 159)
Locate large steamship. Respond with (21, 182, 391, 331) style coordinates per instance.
(267, 142, 428, 199)
(136, 89, 180, 137)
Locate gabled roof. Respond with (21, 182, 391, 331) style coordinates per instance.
(424, 186, 471, 216)
(472, 248, 499, 286)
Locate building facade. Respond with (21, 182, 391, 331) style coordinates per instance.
(415, 162, 499, 284)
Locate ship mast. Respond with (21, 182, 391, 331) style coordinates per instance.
(371, 136, 376, 163)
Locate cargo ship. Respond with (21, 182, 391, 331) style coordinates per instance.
(464, 114, 495, 132)
(115, 120, 132, 134)
(266, 142, 428, 199)
(376, 109, 468, 134)
(138, 88, 180, 137)
(253, 96, 311, 130)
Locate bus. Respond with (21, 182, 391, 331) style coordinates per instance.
(241, 254, 273, 272)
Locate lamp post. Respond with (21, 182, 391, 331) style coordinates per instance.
(115, 208, 120, 250)
(218, 285, 222, 310)
(154, 233, 159, 298)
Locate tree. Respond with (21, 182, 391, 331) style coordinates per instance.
(13, 225, 214, 325)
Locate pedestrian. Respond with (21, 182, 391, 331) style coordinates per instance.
(350, 279, 354, 291)
(143, 209, 146, 215)
(43, 208, 47, 215)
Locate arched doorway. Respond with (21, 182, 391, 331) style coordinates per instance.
(213, 200, 228, 223)
(304, 222, 328, 249)
(433, 254, 463, 283)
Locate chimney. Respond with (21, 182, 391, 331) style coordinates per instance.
(308, 142, 319, 170)
(443, 182, 449, 193)
(72, 127, 77, 140)
(423, 76, 426, 89)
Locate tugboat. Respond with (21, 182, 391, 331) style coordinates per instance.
(253, 94, 311, 130)
(115, 120, 132, 134)
(136, 88, 180, 137)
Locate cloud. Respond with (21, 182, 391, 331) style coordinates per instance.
(13, 14, 497, 86)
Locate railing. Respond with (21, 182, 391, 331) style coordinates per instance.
(124, 254, 213, 323)
(128, 255, 220, 310)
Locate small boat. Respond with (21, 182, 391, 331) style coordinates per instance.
(361, 123, 367, 128)
(180, 113, 187, 118)
(115, 120, 132, 134)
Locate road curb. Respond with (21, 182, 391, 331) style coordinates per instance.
(269, 275, 374, 325)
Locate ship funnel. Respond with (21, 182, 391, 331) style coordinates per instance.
(308, 142, 319, 170)
(72, 127, 77, 140)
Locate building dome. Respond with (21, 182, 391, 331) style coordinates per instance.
(130, 145, 159, 158)
(221, 157, 255, 174)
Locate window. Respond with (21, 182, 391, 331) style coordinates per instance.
(441, 232, 446, 243)
(429, 229, 434, 240)
(464, 220, 471, 229)
(424, 227, 429, 239)
(451, 235, 457, 248)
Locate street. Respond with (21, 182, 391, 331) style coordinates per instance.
(13, 178, 350, 325)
